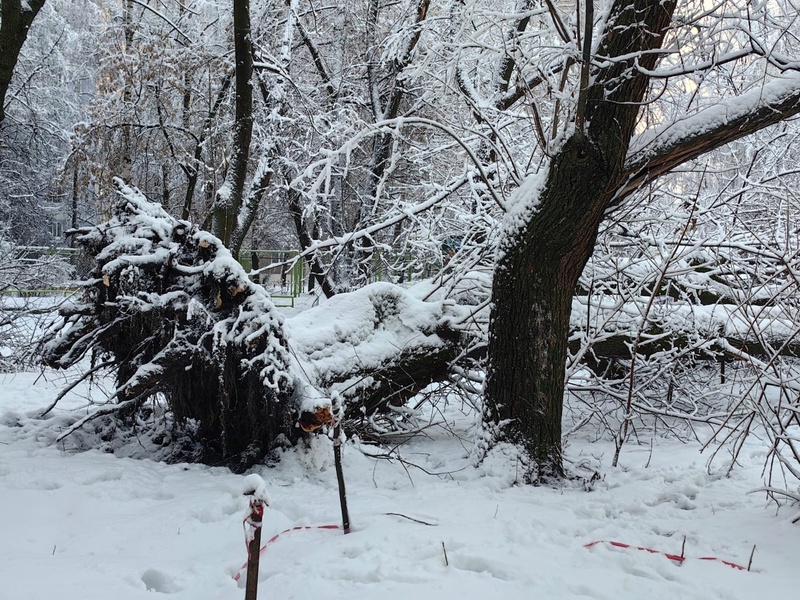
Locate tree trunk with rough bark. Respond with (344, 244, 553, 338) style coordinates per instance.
(212, 0, 253, 251)
(0, 0, 46, 124)
(484, 0, 678, 480)
(485, 135, 610, 479)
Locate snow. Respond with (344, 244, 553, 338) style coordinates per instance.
(1, 368, 799, 600)
(496, 168, 548, 260)
(286, 282, 460, 396)
(242, 474, 269, 505)
(627, 72, 800, 165)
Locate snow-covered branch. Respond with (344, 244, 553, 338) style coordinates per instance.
(621, 77, 800, 202)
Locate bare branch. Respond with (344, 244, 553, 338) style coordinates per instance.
(574, 0, 593, 133)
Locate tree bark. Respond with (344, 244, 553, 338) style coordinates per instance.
(0, 0, 46, 124)
(485, 135, 609, 479)
(212, 0, 253, 250)
(484, 0, 678, 479)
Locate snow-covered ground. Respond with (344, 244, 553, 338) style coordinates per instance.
(1, 367, 797, 600)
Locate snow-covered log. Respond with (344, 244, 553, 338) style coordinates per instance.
(287, 282, 464, 418)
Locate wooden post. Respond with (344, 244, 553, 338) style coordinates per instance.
(331, 392, 351, 534)
(244, 497, 263, 600)
(242, 475, 268, 600)
(333, 436, 351, 534)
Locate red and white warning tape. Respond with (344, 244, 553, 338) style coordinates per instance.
(235, 527, 750, 582)
(234, 523, 342, 582)
(584, 540, 748, 570)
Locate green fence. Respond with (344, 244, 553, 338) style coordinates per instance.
(239, 249, 304, 307)
(12, 246, 79, 257)
(0, 288, 77, 298)
(6, 247, 306, 308)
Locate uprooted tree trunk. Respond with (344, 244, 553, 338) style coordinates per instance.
(40, 179, 467, 468)
(41, 179, 300, 470)
(286, 281, 465, 419)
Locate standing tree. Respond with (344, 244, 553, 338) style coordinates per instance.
(211, 0, 254, 252)
(483, 0, 800, 479)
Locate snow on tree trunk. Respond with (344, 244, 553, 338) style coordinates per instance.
(485, 135, 610, 480)
(286, 281, 464, 420)
(484, 1, 678, 480)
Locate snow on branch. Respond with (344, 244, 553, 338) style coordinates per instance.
(621, 73, 800, 199)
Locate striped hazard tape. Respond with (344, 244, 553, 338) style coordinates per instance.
(234, 524, 342, 582)
(584, 540, 749, 570)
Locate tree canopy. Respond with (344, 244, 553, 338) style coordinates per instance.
(4, 0, 800, 498)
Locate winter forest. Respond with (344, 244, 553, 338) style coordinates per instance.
(2, 0, 800, 598)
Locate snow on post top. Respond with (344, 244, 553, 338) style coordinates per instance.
(242, 474, 270, 504)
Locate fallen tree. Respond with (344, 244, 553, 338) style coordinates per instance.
(40, 180, 466, 468)
(38, 180, 800, 471)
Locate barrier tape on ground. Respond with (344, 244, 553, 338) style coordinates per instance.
(235, 530, 749, 582)
(234, 523, 342, 582)
(584, 540, 748, 570)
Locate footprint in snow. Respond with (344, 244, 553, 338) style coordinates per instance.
(644, 490, 697, 511)
(140, 569, 181, 594)
(451, 554, 515, 581)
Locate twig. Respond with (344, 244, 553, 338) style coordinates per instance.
(39, 360, 117, 417)
(645, 439, 653, 469)
(361, 448, 470, 478)
(441, 541, 449, 566)
(574, 0, 594, 133)
(384, 512, 436, 527)
(54, 392, 146, 442)
(613, 170, 704, 467)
